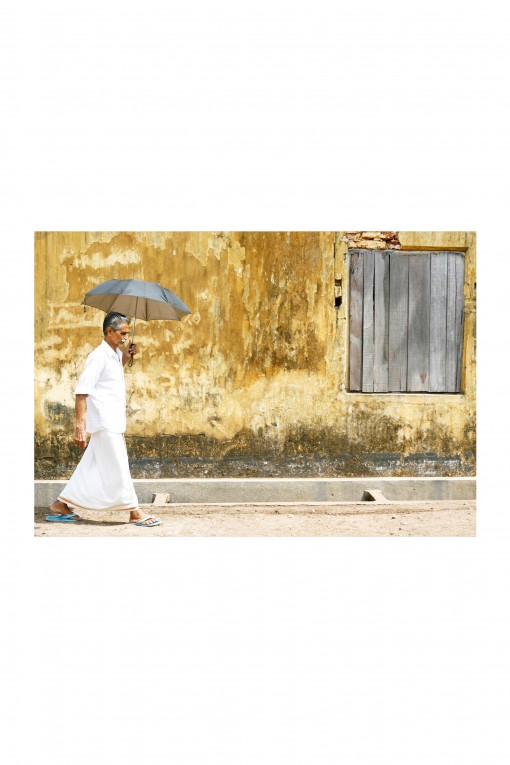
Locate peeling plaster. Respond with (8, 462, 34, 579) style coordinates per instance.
(227, 239, 246, 273)
(66, 248, 140, 270)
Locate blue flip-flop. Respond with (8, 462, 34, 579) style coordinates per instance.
(45, 513, 79, 523)
(129, 516, 161, 527)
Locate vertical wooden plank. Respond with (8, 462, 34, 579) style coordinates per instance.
(407, 252, 431, 391)
(445, 253, 458, 390)
(362, 250, 375, 392)
(429, 253, 448, 391)
(373, 251, 389, 392)
(455, 253, 465, 392)
(349, 250, 364, 391)
(388, 252, 408, 391)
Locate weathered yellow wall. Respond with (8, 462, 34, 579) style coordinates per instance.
(34, 231, 476, 478)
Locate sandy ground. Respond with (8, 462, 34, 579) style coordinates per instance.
(35, 500, 476, 537)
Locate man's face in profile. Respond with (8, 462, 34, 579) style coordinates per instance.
(106, 323, 130, 350)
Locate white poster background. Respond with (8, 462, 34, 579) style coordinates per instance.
(1, 2, 508, 764)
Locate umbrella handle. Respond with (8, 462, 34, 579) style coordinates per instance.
(128, 310, 137, 367)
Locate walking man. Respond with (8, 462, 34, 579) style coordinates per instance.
(46, 312, 161, 527)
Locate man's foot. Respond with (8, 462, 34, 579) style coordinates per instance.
(48, 499, 81, 521)
(129, 509, 161, 527)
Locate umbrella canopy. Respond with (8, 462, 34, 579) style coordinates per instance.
(82, 278, 191, 321)
(83, 279, 192, 366)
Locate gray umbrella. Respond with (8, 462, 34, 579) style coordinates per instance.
(82, 278, 191, 358)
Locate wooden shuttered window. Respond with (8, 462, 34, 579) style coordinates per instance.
(349, 249, 465, 393)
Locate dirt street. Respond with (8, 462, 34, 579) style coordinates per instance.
(35, 501, 476, 537)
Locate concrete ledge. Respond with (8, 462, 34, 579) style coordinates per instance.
(138, 500, 474, 516)
(35, 477, 476, 506)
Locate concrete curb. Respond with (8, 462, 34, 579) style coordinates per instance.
(35, 477, 476, 506)
(138, 500, 474, 517)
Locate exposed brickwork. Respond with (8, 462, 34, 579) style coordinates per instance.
(342, 231, 400, 249)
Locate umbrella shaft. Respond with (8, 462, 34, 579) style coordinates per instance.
(131, 298, 138, 345)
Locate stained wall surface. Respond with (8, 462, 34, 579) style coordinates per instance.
(34, 231, 476, 478)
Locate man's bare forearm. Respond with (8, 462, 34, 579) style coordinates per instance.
(75, 394, 87, 425)
(75, 394, 88, 448)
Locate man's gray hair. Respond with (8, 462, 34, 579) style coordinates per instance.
(103, 312, 130, 335)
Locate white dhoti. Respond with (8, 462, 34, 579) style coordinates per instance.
(58, 430, 139, 512)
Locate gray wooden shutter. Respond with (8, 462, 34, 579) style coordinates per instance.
(348, 249, 465, 393)
(388, 252, 408, 391)
(374, 251, 390, 392)
(362, 250, 375, 392)
(407, 253, 431, 391)
(454, 255, 465, 391)
(349, 251, 364, 391)
(429, 253, 448, 392)
(445, 252, 465, 392)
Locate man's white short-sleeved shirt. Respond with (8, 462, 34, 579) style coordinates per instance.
(74, 340, 126, 434)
